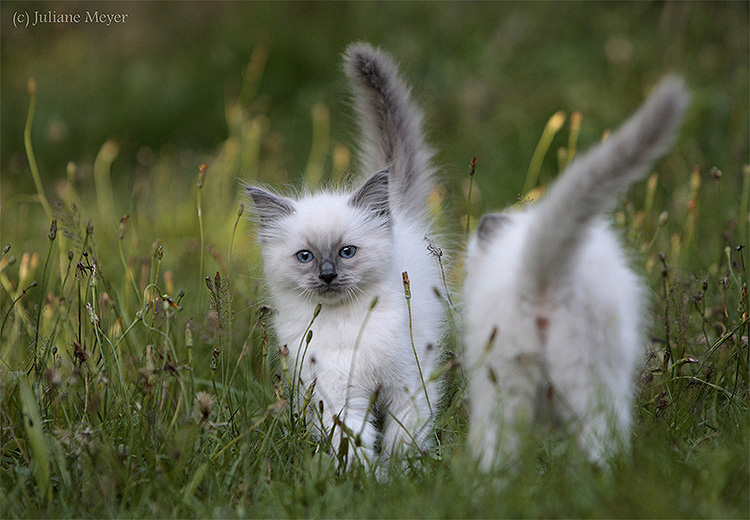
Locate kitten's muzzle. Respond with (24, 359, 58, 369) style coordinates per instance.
(319, 260, 338, 285)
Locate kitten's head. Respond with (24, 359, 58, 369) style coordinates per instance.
(467, 212, 512, 255)
(247, 171, 393, 305)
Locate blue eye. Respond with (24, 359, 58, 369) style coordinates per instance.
(339, 245, 357, 259)
(295, 250, 314, 263)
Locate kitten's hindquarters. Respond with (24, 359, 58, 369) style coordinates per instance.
(464, 78, 689, 470)
(466, 219, 644, 469)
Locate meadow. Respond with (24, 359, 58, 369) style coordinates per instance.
(1, 2, 748, 517)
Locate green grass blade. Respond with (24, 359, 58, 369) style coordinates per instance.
(19, 378, 51, 501)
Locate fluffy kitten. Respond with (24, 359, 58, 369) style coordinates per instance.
(246, 43, 444, 468)
(463, 78, 690, 470)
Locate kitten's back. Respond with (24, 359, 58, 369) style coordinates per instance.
(478, 78, 690, 300)
(526, 78, 689, 298)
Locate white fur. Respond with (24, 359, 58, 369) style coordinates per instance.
(265, 208, 443, 465)
(464, 78, 690, 470)
(465, 218, 643, 469)
(248, 43, 446, 469)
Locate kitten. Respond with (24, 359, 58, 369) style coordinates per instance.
(463, 78, 690, 470)
(245, 43, 445, 468)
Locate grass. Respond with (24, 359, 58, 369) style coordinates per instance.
(1, 2, 748, 518)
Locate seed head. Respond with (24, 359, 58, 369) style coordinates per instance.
(487, 367, 498, 386)
(657, 211, 669, 227)
(197, 164, 207, 188)
(194, 391, 213, 422)
(468, 156, 477, 177)
(88, 264, 97, 287)
(85, 302, 98, 324)
(48, 219, 57, 241)
(45, 367, 62, 389)
(402, 271, 411, 299)
(73, 341, 89, 363)
(185, 320, 193, 348)
(119, 215, 130, 239)
(427, 240, 443, 259)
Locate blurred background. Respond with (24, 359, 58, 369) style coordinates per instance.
(1, 0, 748, 276)
(1, 5, 748, 515)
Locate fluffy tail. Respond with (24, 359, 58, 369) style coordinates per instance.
(344, 43, 434, 222)
(521, 77, 690, 298)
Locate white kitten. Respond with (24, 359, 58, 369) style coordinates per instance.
(464, 78, 690, 470)
(246, 43, 445, 468)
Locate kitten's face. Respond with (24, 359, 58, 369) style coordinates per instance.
(248, 171, 393, 305)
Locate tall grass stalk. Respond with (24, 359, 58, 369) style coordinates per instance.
(93, 140, 119, 230)
(118, 215, 140, 303)
(18, 378, 51, 502)
(23, 79, 53, 224)
(32, 220, 56, 377)
(226, 204, 244, 351)
(522, 111, 566, 195)
(344, 296, 378, 419)
(464, 157, 477, 242)
(292, 303, 322, 409)
(305, 103, 330, 187)
(402, 271, 432, 414)
(681, 165, 701, 262)
(742, 165, 750, 253)
(0, 280, 37, 347)
(563, 111, 582, 169)
(196, 164, 207, 308)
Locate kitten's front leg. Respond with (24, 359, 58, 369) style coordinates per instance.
(300, 368, 380, 469)
(380, 378, 437, 462)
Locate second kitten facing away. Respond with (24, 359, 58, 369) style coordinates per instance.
(245, 43, 445, 470)
(464, 78, 690, 471)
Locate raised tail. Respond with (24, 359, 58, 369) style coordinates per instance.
(344, 43, 434, 221)
(521, 77, 690, 298)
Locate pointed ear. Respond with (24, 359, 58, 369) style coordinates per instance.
(349, 170, 391, 222)
(476, 213, 510, 248)
(246, 186, 295, 230)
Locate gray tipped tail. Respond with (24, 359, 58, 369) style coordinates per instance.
(521, 77, 691, 298)
(344, 43, 434, 221)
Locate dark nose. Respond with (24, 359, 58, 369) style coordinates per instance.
(320, 271, 337, 284)
(319, 261, 337, 285)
